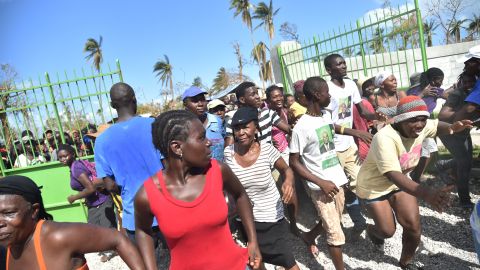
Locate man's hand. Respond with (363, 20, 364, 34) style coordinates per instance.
(353, 130, 373, 144)
(450, 119, 473, 132)
(318, 180, 339, 201)
(247, 242, 262, 269)
(423, 186, 454, 212)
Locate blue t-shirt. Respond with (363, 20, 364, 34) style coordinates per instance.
(205, 113, 225, 161)
(465, 79, 480, 106)
(94, 116, 163, 231)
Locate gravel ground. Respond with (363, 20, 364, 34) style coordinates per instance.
(87, 175, 480, 269)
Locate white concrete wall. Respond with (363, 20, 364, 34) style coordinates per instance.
(272, 40, 480, 93)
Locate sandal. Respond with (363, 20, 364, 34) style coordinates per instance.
(100, 251, 117, 263)
(299, 231, 320, 257)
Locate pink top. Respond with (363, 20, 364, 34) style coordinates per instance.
(352, 99, 374, 161)
(271, 108, 289, 152)
(143, 159, 248, 270)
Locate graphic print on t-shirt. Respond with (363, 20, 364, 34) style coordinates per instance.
(315, 124, 339, 169)
(399, 144, 422, 174)
(338, 96, 352, 120)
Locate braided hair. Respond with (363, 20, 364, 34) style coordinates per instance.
(152, 110, 198, 158)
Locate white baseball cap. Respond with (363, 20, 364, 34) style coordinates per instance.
(457, 45, 480, 63)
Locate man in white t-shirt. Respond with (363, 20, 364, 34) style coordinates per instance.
(324, 54, 380, 238)
(290, 77, 348, 270)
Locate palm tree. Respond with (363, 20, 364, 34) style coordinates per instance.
(232, 42, 244, 80)
(230, 0, 253, 30)
(370, 27, 387, 54)
(230, 0, 265, 88)
(153, 55, 174, 101)
(83, 36, 103, 72)
(84, 36, 105, 123)
(252, 42, 269, 83)
(260, 60, 273, 83)
(211, 67, 230, 95)
(253, 0, 279, 83)
(449, 19, 468, 43)
(423, 20, 438, 47)
(468, 14, 480, 39)
(253, 0, 280, 41)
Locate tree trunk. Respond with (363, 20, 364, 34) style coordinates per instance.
(250, 30, 265, 90)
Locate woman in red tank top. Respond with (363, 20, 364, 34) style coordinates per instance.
(0, 175, 146, 270)
(135, 110, 261, 270)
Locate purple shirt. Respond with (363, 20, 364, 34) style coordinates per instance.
(407, 86, 444, 113)
(70, 160, 108, 207)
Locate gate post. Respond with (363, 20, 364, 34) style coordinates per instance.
(356, 20, 368, 76)
(414, 0, 428, 71)
(45, 72, 65, 143)
(277, 46, 290, 94)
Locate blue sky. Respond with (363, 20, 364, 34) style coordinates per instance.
(1, 0, 478, 103)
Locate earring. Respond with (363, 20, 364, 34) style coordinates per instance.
(179, 152, 183, 159)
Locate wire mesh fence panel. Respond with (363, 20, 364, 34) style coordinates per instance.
(0, 60, 123, 174)
(277, 0, 428, 93)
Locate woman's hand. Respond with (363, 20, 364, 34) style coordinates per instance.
(67, 195, 76, 204)
(247, 242, 262, 270)
(281, 180, 294, 204)
(421, 85, 438, 97)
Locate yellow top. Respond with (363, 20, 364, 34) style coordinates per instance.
(290, 101, 307, 118)
(356, 119, 438, 200)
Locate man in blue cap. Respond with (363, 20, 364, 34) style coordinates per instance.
(182, 86, 225, 161)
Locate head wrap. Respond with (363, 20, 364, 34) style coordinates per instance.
(374, 70, 393, 88)
(409, 72, 422, 88)
(0, 175, 53, 220)
(293, 80, 305, 93)
(394, 96, 430, 123)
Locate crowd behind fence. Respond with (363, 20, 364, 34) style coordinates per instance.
(0, 60, 123, 175)
(277, 0, 428, 94)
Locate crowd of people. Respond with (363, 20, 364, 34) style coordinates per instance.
(0, 45, 480, 270)
(0, 123, 101, 169)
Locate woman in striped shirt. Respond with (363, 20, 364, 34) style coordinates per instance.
(224, 107, 300, 270)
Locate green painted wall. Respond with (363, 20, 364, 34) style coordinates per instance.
(4, 163, 88, 222)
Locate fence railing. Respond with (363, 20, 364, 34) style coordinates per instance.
(0, 60, 123, 175)
(277, 0, 428, 93)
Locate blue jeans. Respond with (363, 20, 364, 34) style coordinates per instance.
(439, 133, 472, 203)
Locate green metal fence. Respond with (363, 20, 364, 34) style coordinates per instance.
(0, 60, 123, 222)
(277, 0, 428, 93)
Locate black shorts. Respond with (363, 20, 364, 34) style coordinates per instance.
(254, 219, 296, 268)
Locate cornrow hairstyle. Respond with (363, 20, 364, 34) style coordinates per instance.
(57, 144, 76, 158)
(324, 53, 343, 69)
(152, 110, 198, 158)
(303, 76, 327, 100)
(265, 85, 283, 101)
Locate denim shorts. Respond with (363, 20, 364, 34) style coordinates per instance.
(359, 189, 401, 205)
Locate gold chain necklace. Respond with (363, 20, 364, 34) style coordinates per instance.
(306, 110, 323, 117)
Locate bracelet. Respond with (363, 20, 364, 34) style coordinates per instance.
(340, 126, 345, 134)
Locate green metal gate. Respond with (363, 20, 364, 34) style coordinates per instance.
(277, 0, 428, 93)
(0, 60, 123, 222)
